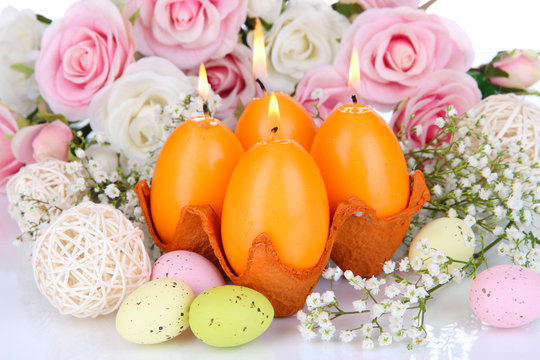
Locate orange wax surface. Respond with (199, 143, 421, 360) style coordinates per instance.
(221, 140, 329, 275)
(150, 117, 244, 244)
(311, 104, 410, 218)
(235, 92, 316, 151)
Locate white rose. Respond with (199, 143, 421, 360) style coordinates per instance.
(263, 0, 349, 93)
(247, 0, 282, 24)
(88, 57, 194, 164)
(0, 7, 45, 116)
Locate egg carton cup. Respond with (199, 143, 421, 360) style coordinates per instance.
(330, 170, 431, 277)
(135, 180, 221, 269)
(135, 179, 334, 317)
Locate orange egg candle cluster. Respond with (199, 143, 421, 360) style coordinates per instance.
(234, 19, 316, 151)
(222, 94, 329, 275)
(311, 49, 410, 218)
(150, 64, 244, 244)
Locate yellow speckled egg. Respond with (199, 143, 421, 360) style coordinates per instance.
(189, 285, 274, 347)
(409, 217, 475, 269)
(116, 278, 194, 344)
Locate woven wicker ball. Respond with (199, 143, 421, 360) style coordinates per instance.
(469, 94, 540, 175)
(33, 202, 151, 318)
(6, 159, 84, 228)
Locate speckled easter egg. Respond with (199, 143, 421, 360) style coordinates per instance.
(151, 250, 225, 296)
(116, 278, 194, 344)
(409, 217, 475, 269)
(189, 285, 274, 347)
(469, 264, 540, 328)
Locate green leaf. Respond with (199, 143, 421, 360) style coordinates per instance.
(331, 3, 364, 19)
(36, 14, 52, 24)
(3, 133, 13, 140)
(129, 8, 140, 25)
(484, 65, 509, 79)
(468, 70, 499, 98)
(17, 115, 30, 130)
(10, 63, 34, 79)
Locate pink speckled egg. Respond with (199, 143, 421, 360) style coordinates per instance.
(151, 251, 225, 296)
(469, 264, 540, 328)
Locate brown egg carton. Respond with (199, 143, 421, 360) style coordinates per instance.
(134, 180, 221, 269)
(135, 179, 333, 317)
(329, 170, 430, 277)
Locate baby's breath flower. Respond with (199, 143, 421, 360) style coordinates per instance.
(298, 325, 317, 340)
(421, 274, 434, 288)
(416, 237, 430, 255)
(399, 257, 410, 272)
(464, 215, 476, 228)
(383, 260, 396, 274)
(378, 332, 393, 346)
(361, 323, 374, 337)
(322, 266, 343, 281)
(75, 148, 86, 158)
(437, 273, 450, 284)
(427, 263, 441, 277)
(431, 250, 448, 265)
(362, 337, 375, 350)
(434, 117, 445, 128)
(321, 291, 336, 306)
(104, 184, 120, 199)
(370, 304, 385, 319)
(410, 256, 423, 271)
(339, 330, 356, 343)
(447, 208, 458, 218)
(385, 284, 401, 299)
(390, 301, 407, 317)
(432, 184, 443, 196)
(352, 299, 367, 312)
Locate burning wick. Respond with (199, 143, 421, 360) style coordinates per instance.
(270, 126, 279, 140)
(256, 78, 267, 94)
(352, 95, 358, 104)
(203, 103, 209, 117)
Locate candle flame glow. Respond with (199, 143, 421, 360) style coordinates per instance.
(198, 63, 210, 100)
(348, 47, 360, 91)
(253, 18, 268, 83)
(268, 93, 280, 138)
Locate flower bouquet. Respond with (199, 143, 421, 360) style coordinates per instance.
(1, 0, 540, 353)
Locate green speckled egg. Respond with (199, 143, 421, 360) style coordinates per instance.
(189, 285, 274, 347)
(115, 278, 194, 344)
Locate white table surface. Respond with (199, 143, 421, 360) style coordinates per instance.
(1, 193, 539, 360)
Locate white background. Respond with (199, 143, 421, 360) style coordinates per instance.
(1, 1, 540, 359)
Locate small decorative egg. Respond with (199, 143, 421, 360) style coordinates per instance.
(409, 217, 475, 269)
(116, 278, 194, 344)
(469, 264, 540, 328)
(189, 285, 274, 347)
(151, 250, 225, 296)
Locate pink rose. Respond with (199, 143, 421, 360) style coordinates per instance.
(188, 44, 260, 121)
(0, 105, 24, 192)
(294, 65, 350, 125)
(35, 0, 135, 121)
(11, 120, 74, 164)
(355, 0, 419, 8)
(390, 70, 481, 149)
(127, 0, 248, 70)
(334, 7, 474, 111)
(489, 50, 540, 90)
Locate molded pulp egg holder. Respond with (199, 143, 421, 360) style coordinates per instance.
(135, 170, 429, 317)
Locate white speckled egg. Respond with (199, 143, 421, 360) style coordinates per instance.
(469, 264, 540, 328)
(116, 278, 194, 344)
(409, 217, 475, 269)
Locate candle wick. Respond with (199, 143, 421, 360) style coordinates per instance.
(351, 95, 358, 104)
(270, 126, 278, 140)
(256, 78, 267, 94)
(203, 103, 209, 117)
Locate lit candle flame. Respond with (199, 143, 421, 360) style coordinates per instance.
(268, 93, 280, 139)
(252, 18, 268, 84)
(198, 63, 210, 101)
(348, 47, 360, 91)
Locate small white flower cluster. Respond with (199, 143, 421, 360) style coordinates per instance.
(405, 111, 540, 271)
(147, 85, 222, 165)
(9, 192, 60, 243)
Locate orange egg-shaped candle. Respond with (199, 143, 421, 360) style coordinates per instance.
(222, 94, 329, 275)
(150, 64, 244, 244)
(235, 19, 316, 151)
(310, 50, 409, 218)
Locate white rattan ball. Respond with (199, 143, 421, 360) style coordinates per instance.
(33, 201, 152, 318)
(469, 94, 540, 175)
(6, 159, 84, 231)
